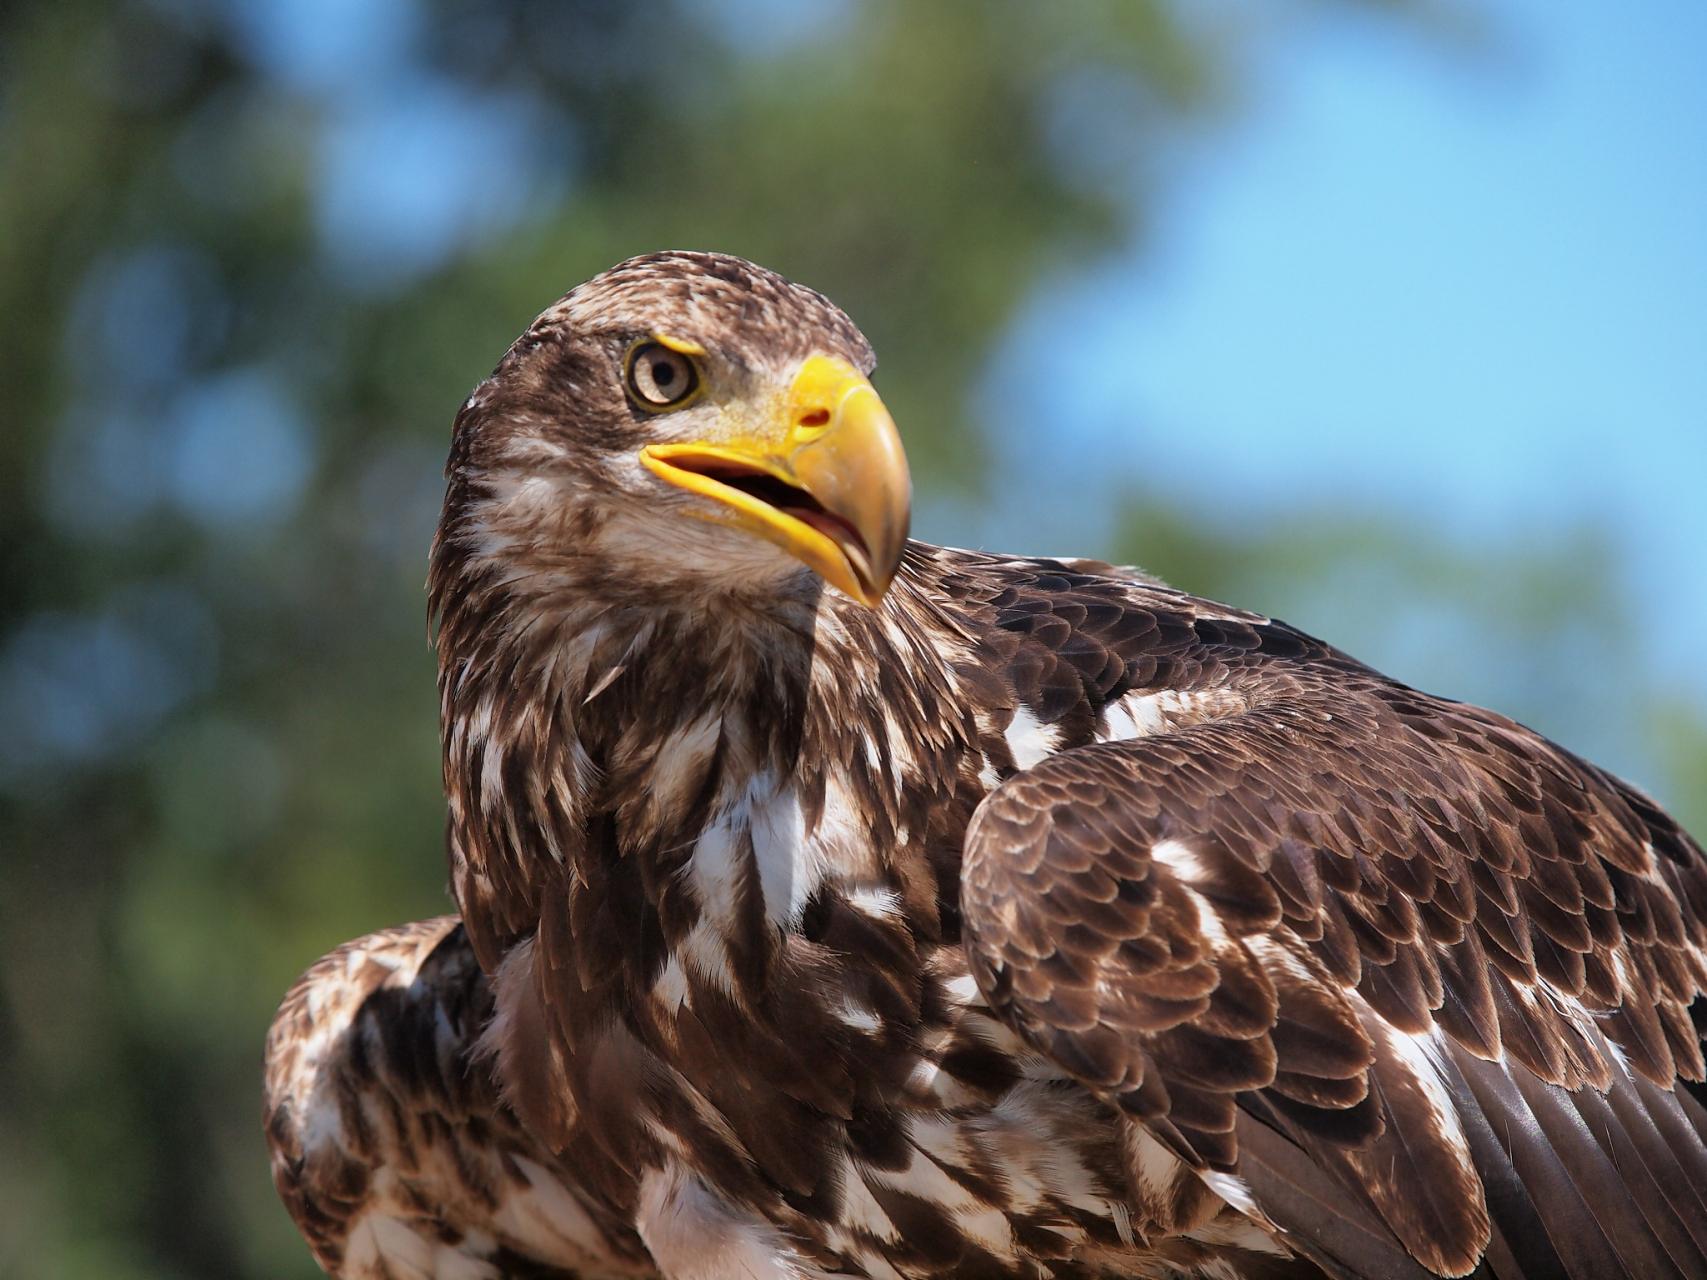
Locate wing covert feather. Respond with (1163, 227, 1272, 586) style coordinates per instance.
(263, 918, 653, 1280)
(956, 599, 1707, 1278)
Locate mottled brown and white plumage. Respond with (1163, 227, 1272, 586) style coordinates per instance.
(265, 252, 1707, 1280)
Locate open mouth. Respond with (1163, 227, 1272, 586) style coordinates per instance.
(667, 454, 873, 575)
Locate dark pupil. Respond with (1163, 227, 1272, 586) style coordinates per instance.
(651, 359, 677, 389)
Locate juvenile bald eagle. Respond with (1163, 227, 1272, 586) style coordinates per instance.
(265, 253, 1707, 1280)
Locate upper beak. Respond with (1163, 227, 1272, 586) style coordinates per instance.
(639, 355, 911, 606)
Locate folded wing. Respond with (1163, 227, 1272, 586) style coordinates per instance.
(263, 917, 655, 1280)
(959, 669, 1707, 1280)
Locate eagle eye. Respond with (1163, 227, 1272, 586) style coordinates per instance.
(626, 342, 701, 409)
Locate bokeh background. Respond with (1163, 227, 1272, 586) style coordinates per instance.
(0, 0, 1702, 1275)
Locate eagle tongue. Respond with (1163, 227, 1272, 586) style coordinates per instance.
(791, 508, 871, 576)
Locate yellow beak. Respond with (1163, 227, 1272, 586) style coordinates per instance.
(639, 356, 911, 606)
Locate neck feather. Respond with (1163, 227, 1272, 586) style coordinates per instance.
(436, 553, 980, 985)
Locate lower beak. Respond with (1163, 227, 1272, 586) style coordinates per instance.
(639, 356, 911, 606)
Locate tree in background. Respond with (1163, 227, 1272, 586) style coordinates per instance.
(0, 1, 1698, 1277)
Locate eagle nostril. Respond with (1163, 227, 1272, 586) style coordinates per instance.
(798, 409, 831, 428)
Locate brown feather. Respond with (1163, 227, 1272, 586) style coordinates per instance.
(265, 252, 1707, 1280)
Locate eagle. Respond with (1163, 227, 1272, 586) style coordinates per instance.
(264, 252, 1707, 1280)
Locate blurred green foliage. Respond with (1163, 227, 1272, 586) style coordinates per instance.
(0, 1, 1698, 1278)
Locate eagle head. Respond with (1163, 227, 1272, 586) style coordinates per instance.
(431, 252, 911, 620)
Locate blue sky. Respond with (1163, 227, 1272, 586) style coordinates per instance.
(967, 0, 1707, 695)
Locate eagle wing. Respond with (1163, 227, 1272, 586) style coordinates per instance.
(955, 565, 1707, 1280)
(263, 917, 655, 1280)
